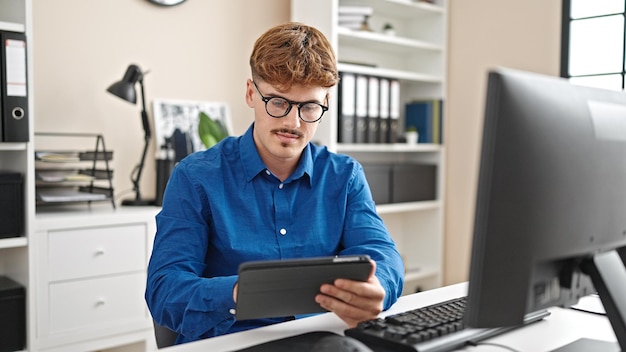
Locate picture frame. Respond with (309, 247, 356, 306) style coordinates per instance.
(152, 98, 232, 162)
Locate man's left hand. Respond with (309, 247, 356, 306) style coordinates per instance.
(315, 260, 386, 327)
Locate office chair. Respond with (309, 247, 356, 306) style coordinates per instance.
(153, 319, 178, 349)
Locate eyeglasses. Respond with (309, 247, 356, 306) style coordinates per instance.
(252, 81, 328, 123)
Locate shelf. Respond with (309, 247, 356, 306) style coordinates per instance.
(338, 27, 443, 54)
(0, 143, 27, 151)
(0, 237, 28, 249)
(377, 200, 440, 214)
(338, 62, 443, 83)
(342, 0, 446, 18)
(0, 20, 25, 32)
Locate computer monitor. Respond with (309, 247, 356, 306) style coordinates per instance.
(465, 68, 626, 350)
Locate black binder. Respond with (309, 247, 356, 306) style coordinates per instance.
(337, 72, 356, 143)
(355, 74, 368, 143)
(0, 31, 29, 142)
(378, 78, 390, 143)
(388, 79, 400, 143)
(367, 76, 380, 143)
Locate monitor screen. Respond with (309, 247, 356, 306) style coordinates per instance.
(465, 68, 626, 349)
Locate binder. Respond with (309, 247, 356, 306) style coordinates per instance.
(388, 79, 400, 143)
(0, 31, 29, 142)
(432, 99, 441, 144)
(378, 78, 390, 143)
(406, 100, 434, 143)
(405, 99, 444, 144)
(337, 72, 356, 143)
(436, 99, 444, 144)
(355, 75, 368, 143)
(367, 76, 380, 143)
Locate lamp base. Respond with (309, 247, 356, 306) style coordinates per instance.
(122, 198, 157, 206)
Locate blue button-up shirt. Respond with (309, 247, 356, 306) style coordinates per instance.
(146, 124, 404, 343)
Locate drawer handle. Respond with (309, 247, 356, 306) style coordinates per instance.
(95, 248, 106, 256)
(95, 298, 106, 307)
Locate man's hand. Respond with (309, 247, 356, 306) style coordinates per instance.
(315, 260, 385, 328)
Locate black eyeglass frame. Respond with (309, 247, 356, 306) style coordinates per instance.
(252, 81, 329, 123)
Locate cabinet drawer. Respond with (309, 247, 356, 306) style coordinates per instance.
(48, 224, 146, 281)
(48, 272, 147, 334)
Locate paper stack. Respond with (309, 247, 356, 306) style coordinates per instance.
(338, 6, 373, 30)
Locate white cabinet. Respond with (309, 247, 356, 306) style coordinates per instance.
(292, 0, 447, 294)
(33, 207, 160, 352)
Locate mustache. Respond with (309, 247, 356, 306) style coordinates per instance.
(272, 128, 303, 138)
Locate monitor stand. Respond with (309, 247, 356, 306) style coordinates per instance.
(557, 249, 626, 352)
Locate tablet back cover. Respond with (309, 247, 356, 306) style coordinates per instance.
(236, 256, 371, 320)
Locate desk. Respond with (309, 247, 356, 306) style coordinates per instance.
(162, 283, 617, 352)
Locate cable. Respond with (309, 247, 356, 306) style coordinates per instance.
(569, 294, 606, 316)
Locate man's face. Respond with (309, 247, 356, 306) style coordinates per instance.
(246, 79, 329, 164)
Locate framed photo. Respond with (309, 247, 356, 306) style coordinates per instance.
(152, 98, 232, 162)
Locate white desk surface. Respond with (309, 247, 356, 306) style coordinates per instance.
(163, 282, 617, 352)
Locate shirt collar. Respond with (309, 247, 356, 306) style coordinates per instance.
(240, 123, 313, 186)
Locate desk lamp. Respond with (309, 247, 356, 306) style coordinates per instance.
(107, 64, 155, 206)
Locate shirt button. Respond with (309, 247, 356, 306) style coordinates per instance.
(265, 169, 271, 175)
(280, 228, 287, 236)
(279, 183, 284, 189)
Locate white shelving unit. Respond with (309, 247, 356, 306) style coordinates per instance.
(292, 0, 447, 294)
(0, 0, 32, 302)
(0, 1, 33, 351)
(1, 3, 157, 351)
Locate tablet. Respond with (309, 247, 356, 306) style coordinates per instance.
(235, 255, 372, 320)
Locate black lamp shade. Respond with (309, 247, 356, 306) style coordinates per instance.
(106, 64, 142, 104)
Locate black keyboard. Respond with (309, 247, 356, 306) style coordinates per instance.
(345, 296, 550, 352)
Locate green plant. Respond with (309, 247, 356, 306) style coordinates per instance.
(198, 111, 229, 149)
(406, 125, 417, 132)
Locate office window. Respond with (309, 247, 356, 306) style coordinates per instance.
(561, 0, 626, 90)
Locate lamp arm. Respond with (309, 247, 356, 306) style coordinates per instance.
(132, 77, 151, 201)
(132, 131, 151, 201)
(139, 78, 151, 139)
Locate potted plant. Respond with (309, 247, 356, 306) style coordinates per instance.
(405, 126, 418, 144)
(383, 22, 395, 36)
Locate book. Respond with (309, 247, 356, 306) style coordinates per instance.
(405, 99, 444, 144)
(338, 6, 373, 16)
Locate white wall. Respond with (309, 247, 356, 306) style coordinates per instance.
(444, 0, 562, 284)
(32, 0, 290, 202)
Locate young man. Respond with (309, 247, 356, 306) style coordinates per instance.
(146, 22, 404, 344)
